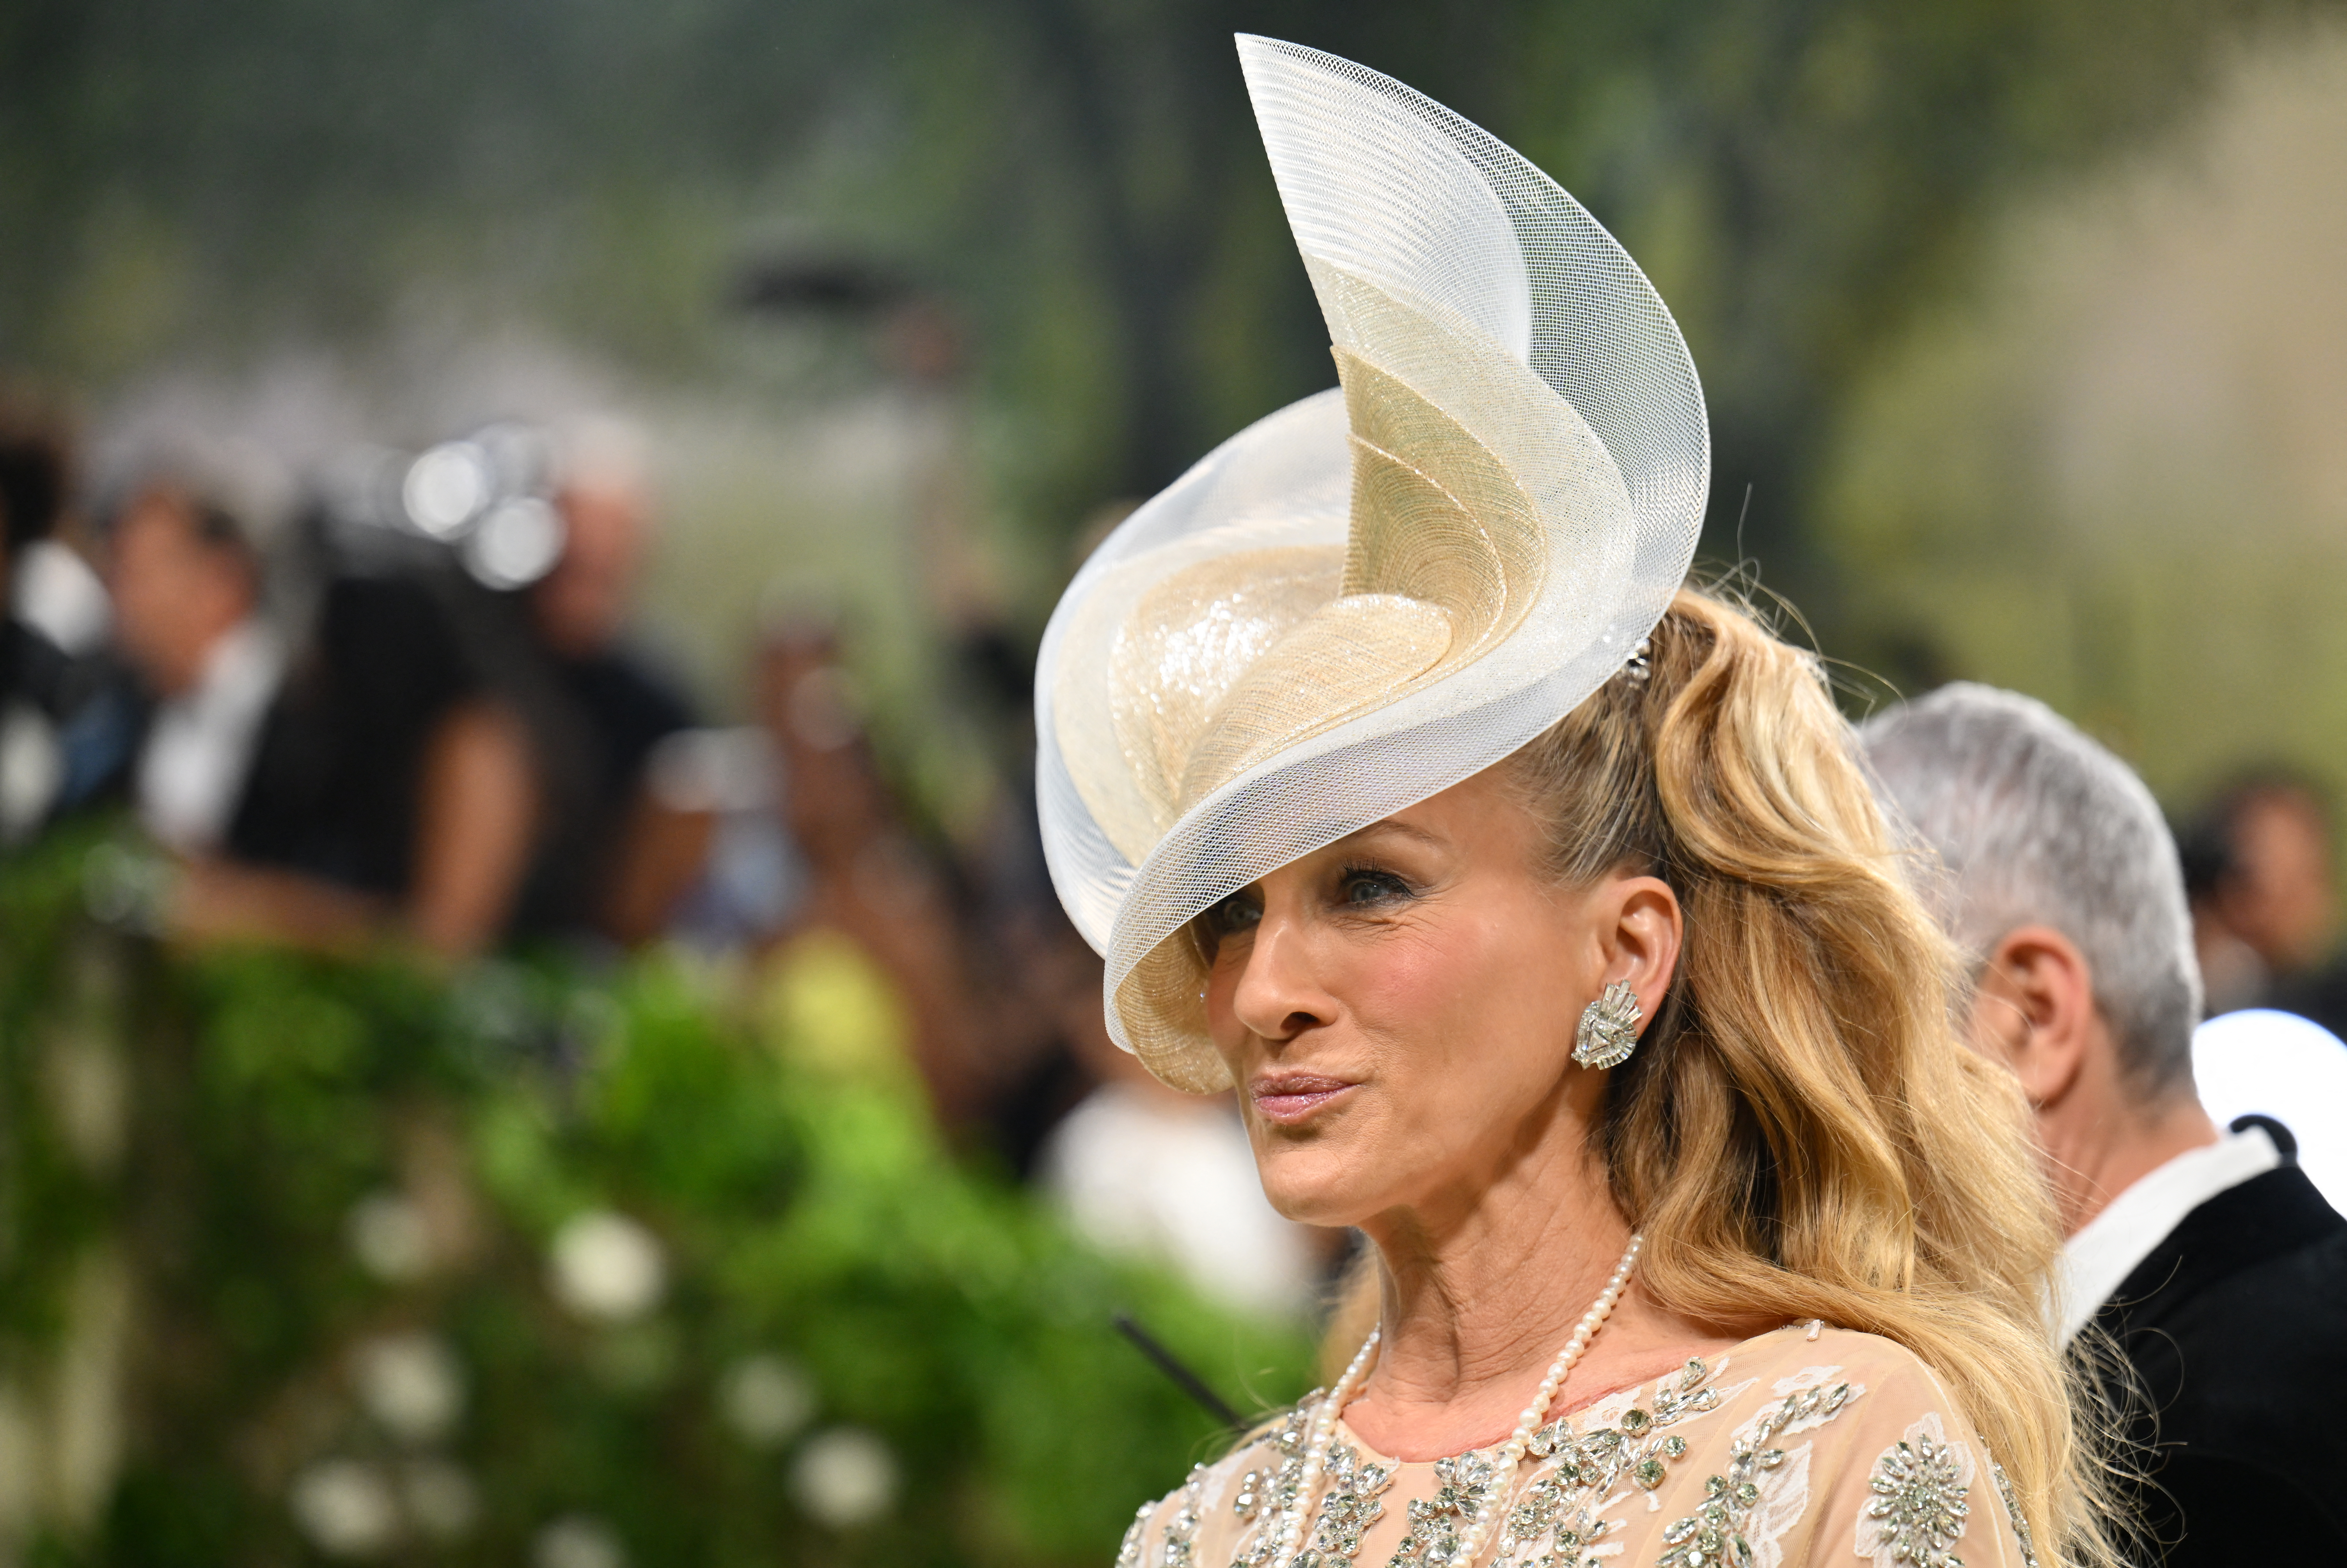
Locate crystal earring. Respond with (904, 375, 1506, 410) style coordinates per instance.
(1572, 980, 1643, 1070)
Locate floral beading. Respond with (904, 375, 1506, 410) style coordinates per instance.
(1294, 1444, 1394, 1568)
(1655, 1377, 1858, 1568)
(1854, 1414, 1972, 1568)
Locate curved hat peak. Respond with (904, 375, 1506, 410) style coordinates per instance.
(1238, 34, 1534, 365)
(1236, 33, 1707, 532)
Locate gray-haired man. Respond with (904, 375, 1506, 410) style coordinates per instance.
(1860, 682, 2347, 1564)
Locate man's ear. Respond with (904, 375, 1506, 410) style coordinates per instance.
(1972, 924, 2096, 1108)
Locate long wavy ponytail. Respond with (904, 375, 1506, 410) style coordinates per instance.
(1320, 585, 2110, 1564)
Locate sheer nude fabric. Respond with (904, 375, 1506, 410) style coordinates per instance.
(1115, 1325, 2037, 1568)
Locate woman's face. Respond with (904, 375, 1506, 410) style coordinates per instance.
(1200, 765, 1679, 1231)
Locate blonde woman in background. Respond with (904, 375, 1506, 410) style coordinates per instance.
(1035, 38, 2105, 1568)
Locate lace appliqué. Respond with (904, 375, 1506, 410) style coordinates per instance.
(1655, 1377, 1859, 1568)
(1855, 1413, 1972, 1568)
(1984, 1454, 2038, 1568)
(1771, 1365, 1850, 1399)
(1738, 1444, 1813, 1568)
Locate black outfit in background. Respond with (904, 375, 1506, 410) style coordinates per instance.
(505, 644, 694, 941)
(227, 577, 479, 898)
(552, 650, 694, 818)
(2087, 1117, 2347, 1564)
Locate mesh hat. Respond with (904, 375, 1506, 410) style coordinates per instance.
(1036, 36, 1708, 1091)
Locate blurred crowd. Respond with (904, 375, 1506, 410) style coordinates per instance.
(0, 386, 1338, 1322)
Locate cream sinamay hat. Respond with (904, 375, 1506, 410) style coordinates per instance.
(1036, 36, 1709, 1090)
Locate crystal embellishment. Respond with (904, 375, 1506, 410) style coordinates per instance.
(1387, 1451, 1502, 1568)
(1231, 1403, 1320, 1567)
(1293, 1443, 1393, 1568)
(1236, 1471, 1265, 1522)
(1119, 1500, 1154, 1568)
(1158, 1465, 1210, 1568)
(1856, 1416, 1971, 1568)
(1572, 980, 1642, 1070)
(1472, 1356, 1726, 1568)
(1985, 1455, 2038, 1568)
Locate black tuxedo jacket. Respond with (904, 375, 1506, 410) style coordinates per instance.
(2086, 1130, 2347, 1563)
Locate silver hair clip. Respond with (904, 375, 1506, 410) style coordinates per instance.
(1620, 637, 1652, 684)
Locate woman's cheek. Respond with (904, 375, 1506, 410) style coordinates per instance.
(1347, 923, 1491, 1048)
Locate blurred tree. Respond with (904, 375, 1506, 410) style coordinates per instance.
(0, 0, 2331, 625)
(1502, 0, 2335, 613)
(1813, 20, 2347, 795)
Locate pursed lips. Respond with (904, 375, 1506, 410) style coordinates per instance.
(1249, 1072, 1357, 1124)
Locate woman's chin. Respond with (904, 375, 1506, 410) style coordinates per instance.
(1255, 1148, 1381, 1229)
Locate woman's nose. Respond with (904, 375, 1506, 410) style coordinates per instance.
(1230, 914, 1336, 1042)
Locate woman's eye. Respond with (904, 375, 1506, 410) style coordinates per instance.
(1205, 894, 1262, 939)
(1339, 868, 1413, 907)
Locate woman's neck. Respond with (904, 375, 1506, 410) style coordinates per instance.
(1340, 1138, 1743, 1462)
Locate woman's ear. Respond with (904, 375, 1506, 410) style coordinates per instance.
(1603, 874, 1683, 1026)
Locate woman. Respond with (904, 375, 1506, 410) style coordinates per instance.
(1037, 37, 2094, 1568)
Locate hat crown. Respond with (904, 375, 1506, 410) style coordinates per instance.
(1034, 37, 1707, 1089)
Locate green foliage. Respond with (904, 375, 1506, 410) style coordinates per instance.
(0, 826, 121, 1345)
(0, 829, 1309, 1566)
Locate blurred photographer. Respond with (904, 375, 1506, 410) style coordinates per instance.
(502, 420, 708, 947)
(105, 449, 534, 958)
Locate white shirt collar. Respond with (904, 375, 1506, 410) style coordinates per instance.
(138, 619, 286, 853)
(2054, 1123, 2281, 1345)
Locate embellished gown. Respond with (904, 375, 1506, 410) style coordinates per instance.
(1116, 1324, 2038, 1568)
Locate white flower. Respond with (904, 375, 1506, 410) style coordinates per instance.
(549, 1211, 666, 1322)
(718, 1354, 815, 1447)
(290, 1459, 399, 1557)
(347, 1192, 433, 1282)
(402, 1457, 480, 1541)
(790, 1426, 899, 1530)
(353, 1332, 464, 1445)
(534, 1514, 627, 1568)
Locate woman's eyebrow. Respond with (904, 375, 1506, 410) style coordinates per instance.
(1336, 819, 1447, 853)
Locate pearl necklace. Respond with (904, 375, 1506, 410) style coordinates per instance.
(1268, 1233, 1644, 1568)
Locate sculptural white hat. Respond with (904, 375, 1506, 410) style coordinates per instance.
(1035, 36, 1708, 1090)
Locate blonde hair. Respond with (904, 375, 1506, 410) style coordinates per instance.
(1321, 586, 2109, 1564)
